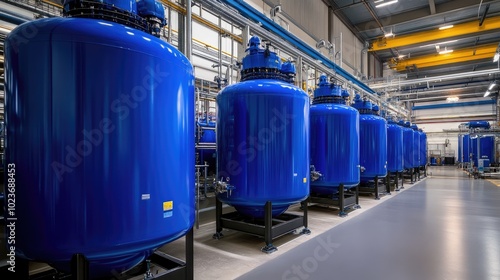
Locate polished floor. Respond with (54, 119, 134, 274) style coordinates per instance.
(237, 166, 500, 280)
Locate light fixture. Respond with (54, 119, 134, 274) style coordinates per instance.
(384, 31, 394, 37)
(494, 53, 499, 63)
(439, 25, 454, 30)
(439, 47, 453, 54)
(446, 96, 459, 102)
(488, 83, 496, 91)
(484, 91, 491, 97)
(375, 0, 398, 8)
(0, 27, 12, 34)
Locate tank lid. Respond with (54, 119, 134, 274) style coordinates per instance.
(63, 0, 166, 37)
(313, 74, 342, 98)
(411, 124, 418, 131)
(352, 94, 373, 113)
(240, 36, 295, 83)
(468, 121, 490, 129)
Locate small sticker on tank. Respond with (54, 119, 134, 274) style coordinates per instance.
(141, 194, 150, 200)
(303, 178, 307, 183)
(164, 211, 173, 218)
(294, 173, 298, 176)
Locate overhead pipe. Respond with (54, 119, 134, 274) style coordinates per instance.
(412, 99, 495, 110)
(0, 10, 29, 25)
(2, 0, 58, 18)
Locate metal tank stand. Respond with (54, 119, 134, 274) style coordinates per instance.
(1, 231, 195, 280)
(212, 198, 310, 254)
(308, 184, 361, 217)
(388, 171, 401, 192)
(399, 171, 405, 189)
(358, 176, 390, 200)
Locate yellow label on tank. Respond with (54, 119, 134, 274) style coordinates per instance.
(303, 178, 307, 183)
(163, 201, 173, 211)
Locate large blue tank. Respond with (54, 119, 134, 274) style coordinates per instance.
(401, 121, 415, 169)
(197, 116, 216, 171)
(458, 135, 463, 162)
(411, 124, 421, 168)
(479, 136, 495, 165)
(463, 134, 471, 163)
(216, 36, 309, 218)
(4, 0, 194, 277)
(352, 96, 387, 181)
(310, 75, 360, 194)
(471, 136, 478, 166)
(419, 129, 427, 166)
(387, 119, 404, 172)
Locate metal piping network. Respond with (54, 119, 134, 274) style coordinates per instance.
(196, 0, 406, 117)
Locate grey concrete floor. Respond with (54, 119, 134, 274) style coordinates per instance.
(235, 166, 500, 280)
(160, 169, 433, 280)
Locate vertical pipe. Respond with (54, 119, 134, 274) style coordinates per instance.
(230, 24, 234, 84)
(186, 0, 192, 60)
(340, 32, 343, 68)
(167, 5, 172, 43)
(297, 56, 302, 88)
(218, 15, 223, 81)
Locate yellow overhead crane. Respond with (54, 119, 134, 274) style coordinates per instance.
(389, 43, 498, 71)
(370, 16, 500, 52)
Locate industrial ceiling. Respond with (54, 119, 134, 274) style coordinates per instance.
(325, 0, 500, 105)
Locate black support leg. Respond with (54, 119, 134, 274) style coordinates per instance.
(186, 228, 194, 280)
(386, 174, 391, 195)
(338, 184, 347, 217)
(400, 171, 404, 189)
(212, 197, 224, 239)
(354, 184, 361, 209)
(71, 254, 89, 280)
(374, 176, 380, 200)
(261, 201, 277, 253)
(301, 198, 311, 235)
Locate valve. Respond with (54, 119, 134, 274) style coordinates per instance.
(310, 165, 322, 182)
(359, 165, 366, 173)
(214, 177, 235, 197)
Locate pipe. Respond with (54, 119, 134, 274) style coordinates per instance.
(0, 10, 29, 25)
(186, 0, 192, 60)
(2, 0, 58, 18)
(218, 15, 222, 82)
(167, 5, 172, 43)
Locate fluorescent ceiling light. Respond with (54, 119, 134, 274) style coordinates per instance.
(0, 27, 11, 34)
(488, 83, 496, 90)
(494, 53, 499, 63)
(484, 91, 491, 97)
(446, 96, 459, 102)
(419, 40, 458, 48)
(375, 0, 398, 8)
(439, 48, 453, 55)
(384, 32, 394, 37)
(439, 25, 454, 30)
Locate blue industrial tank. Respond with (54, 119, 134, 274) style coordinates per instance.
(310, 75, 360, 194)
(411, 124, 421, 167)
(352, 95, 387, 181)
(401, 121, 415, 169)
(4, 0, 194, 277)
(419, 129, 427, 166)
(463, 134, 471, 163)
(216, 36, 309, 218)
(387, 118, 404, 172)
(479, 136, 495, 164)
(197, 116, 216, 171)
(471, 136, 478, 166)
(458, 135, 463, 162)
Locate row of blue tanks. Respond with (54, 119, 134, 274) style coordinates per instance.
(2, 0, 427, 276)
(458, 121, 496, 167)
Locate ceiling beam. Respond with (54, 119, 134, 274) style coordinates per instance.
(356, 0, 496, 34)
(428, 0, 436, 15)
(369, 15, 500, 51)
(391, 43, 498, 71)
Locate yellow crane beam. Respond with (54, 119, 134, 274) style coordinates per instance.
(370, 16, 500, 51)
(392, 43, 498, 71)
